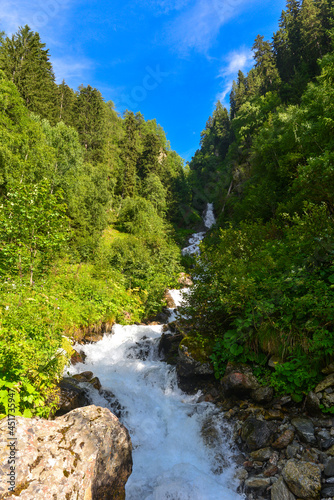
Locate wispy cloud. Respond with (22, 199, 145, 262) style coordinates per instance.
(216, 47, 253, 104)
(165, 0, 257, 55)
(52, 56, 94, 87)
(0, 0, 72, 35)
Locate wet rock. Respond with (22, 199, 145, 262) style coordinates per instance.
(82, 332, 103, 343)
(90, 376, 102, 391)
(221, 363, 259, 397)
(241, 417, 273, 451)
(72, 371, 94, 382)
(158, 332, 183, 365)
(272, 429, 295, 449)
(270, 477, 296, 500)
(324, 457, 334, 476)
(305, 391, 322, 416)
(244, 477, 271, 489)
(0, 405, 132, 499)
(176, 344, 214, 377)
(71, 349, 87, 365)
(315, 373, 334, 393)
(56, 377, 90, 416)
(282, 459, 321, 498)
(251, 386, 274, 403)
(291, 417, 316, 445)
(153, 311, 170, 324)
(250, 447, 272, 462)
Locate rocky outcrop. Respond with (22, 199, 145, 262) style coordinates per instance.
(0, 405, 132, 500)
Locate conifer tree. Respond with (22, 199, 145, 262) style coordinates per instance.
(72, 84, 106, 162)
(252, 35, 280, 94)
(0, 25, 56, 120)
(56, 80, 75, 125)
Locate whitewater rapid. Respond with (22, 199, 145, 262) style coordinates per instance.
(68, 203, 243, 499)
(69, 320, 243, 500)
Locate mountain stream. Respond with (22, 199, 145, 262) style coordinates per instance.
(68, 204, 244, 500)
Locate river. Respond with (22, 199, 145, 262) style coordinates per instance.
(68, 204, 244, 500)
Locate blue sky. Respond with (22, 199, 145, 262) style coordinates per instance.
(0, 0, 286, 162)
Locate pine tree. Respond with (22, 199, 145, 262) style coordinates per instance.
(72, 84, 107, 162)
(300, 0, 323, 75)
(56, 80, 75, 125)
(252, 35, 280, 94)
(119, 112, 139, 198)
(0, 25, 57, 120)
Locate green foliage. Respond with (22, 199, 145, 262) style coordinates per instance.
(0, 179, 69, 283)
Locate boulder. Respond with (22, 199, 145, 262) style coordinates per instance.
(291, 417, 316, 445)
(251, 386, 274, 403)
(282, 460, 321, 499)
(0, 405, 132, 499)
(305, 391, 321, 416)
(221, 363, 259, 397)
(250, 447, 272, 462)
(244, 477, 271, 490)
(272, 429, 295, 449)
(270, 477, 296, 500)
(176, 345, 214, 378)
(177, 273, 193, 287)
(241, 417, 273, 451)
(315, 373, 334, 393)
(164, 290, 177, 308)
(56, 377, 91, 416)
(158, 332, 183, 365)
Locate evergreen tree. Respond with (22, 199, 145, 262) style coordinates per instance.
(71, 84, 106, 162)
(137, 132, 162, 180)
(252, 35, 280, 94)
(119, 112, 139, 198)
(0, 25, 56, 120)
(300, 0, 323, 75)
(55, 80, 75, 125)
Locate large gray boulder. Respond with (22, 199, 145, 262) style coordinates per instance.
(282, 460, 321, 499)
(0, 405, 132, 499)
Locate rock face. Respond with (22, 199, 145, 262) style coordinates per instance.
(220, 363, 259, 397)
(282, 460, 321, 499)
(0, 405, 132, 500)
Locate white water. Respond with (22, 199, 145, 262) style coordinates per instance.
(182, 203, 216, 256)
(68, 203, 243, 499)
(69, 322, 243, 500)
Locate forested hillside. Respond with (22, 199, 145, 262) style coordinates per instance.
(1, 0, 334, 418)
(182, 0, 334, 404)
(0, 25, 190, 417)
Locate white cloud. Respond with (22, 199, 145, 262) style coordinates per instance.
(52, 56, 94, 86)
(215, 48, 253, 105)
(0, 0, 72, 36)
(166, 0, 257, 55)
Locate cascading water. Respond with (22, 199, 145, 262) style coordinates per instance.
(68, 203, 244, 499)
(182, 203, 216, 256)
